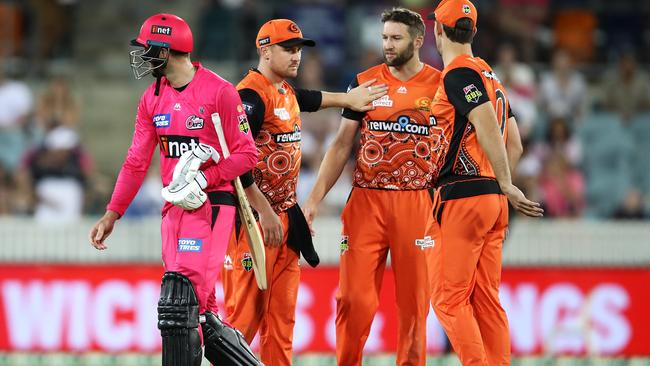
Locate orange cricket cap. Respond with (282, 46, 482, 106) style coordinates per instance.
(255, 19, 316, 49)
(427, 0, 477, 31)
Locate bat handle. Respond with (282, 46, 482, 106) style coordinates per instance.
(211, 113, 231, 159)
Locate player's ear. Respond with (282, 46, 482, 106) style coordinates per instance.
(414, 34, 424, 50)
(260, 46, 271, 61)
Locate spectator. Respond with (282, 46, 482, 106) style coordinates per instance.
(612, 188, 646, 220)
(539, 151, 585, 218)
(34, 76, 80, 133)
(14, 126, 92, 223)
(532, 117, 581, 167)
(0, 58, 33, 175)
(494, 43, 538, 139)
(538, 49, 588, 123)
(601, 50, 650, 123)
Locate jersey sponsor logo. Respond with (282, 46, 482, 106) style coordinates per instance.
(340, 235, 349, 255)
(159, 135, 201, 158)
(429, 115, 438, 126)
(372, 95, 393, 108)
(242, 102, 254, 114)
(482, 70, 501, 83)
(185, 115, 204, 130)
(177, 238, 202, 252)
(151, 25, 172, 36)
(415, 236, 434, 250)
(274, 108, 291, 120)
(153, 113, 171, 128)
(241, 252, 253, 272)
(368, 116, 429, 136)
(258, 37, 270, 46)
(273, 124, 301, 143)
(415, 97, 432, 112)
(238, 114, 250, 134)
(463, 84, 483, 103)
(397, 86, 408, 94)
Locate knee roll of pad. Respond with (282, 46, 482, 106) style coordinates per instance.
(202, 311, 263, 366)
(158, 272, 202, 366)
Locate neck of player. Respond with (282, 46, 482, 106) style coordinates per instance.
(165, 57, 196, 88)
(388, 55, 424, 82)
(257, 62, 285, 90)
(442, 40, 473, 67)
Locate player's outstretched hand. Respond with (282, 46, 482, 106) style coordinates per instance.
(301, 201, 318, 236)
(347, 79, 388, 112)
(501, 183, 544, 218)
(89, 211, 120, 250)
(259, 209, 283, 247)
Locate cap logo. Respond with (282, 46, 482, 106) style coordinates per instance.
(259, 36, 270, 46)
(151, 25, 172, 35)
(288, 23, 300, 33)
(462, 4, 471, 14)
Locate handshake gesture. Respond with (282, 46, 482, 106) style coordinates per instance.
(161, 143, 220, 210)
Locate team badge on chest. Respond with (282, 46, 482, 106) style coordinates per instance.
(186, 115, 204, 130)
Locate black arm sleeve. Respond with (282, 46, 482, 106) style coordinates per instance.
(238, 88, 265, 138)
(443, 68, 490, 117)
(238, 88, 265, 188)
(295, 89, 323, 112)
(341, 77, 365, 122)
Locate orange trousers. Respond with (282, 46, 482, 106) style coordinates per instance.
(429, 193, 510, 366)
(222, 211, 299, 366)
(337, 188, 433, 366)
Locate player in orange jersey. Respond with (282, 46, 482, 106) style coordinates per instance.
(426, 0, 543, 365)
(303, 8, 442, 366)
(221, 19, 387, 366)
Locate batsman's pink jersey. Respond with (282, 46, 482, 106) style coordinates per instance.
(107, 63, 257, 216)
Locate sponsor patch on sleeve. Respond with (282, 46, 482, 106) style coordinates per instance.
(242, 102, 254, 114)
(177, 238, 202, 252)
(463, 84, 483, 103)
(153, 113, 171, 128)
(238, 112, 250, 134)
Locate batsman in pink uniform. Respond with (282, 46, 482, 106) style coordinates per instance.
(89, 13, 262, 366)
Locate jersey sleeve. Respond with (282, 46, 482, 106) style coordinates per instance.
(295, 88, 322, 112)
(203, 84, 258, 189)
(238, 88, 265, 138)
(443, 67, 491, 117)
(341, 77, 365, 121)
(237, 88, 265, 188)
(107, 94, 157, 216)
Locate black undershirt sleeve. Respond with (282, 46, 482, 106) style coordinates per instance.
(295, 88, 323, 112)
(443, 67, 490, 117)
(238, 88, 265, 188)
(341, 77, 364, 122)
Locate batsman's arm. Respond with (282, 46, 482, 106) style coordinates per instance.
(91, 95, 157, 248)
(202, 85, 258, 188)
(303, 117, 359, 228)
(506, 116, 523, 175)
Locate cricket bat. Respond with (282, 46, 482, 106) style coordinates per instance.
(212, 113, 268, 290)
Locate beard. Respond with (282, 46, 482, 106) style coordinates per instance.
(384, 42, 415, 67)
(273, 63, 300, 79)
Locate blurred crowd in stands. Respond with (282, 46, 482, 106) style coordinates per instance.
(0, 0, 648, 222)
